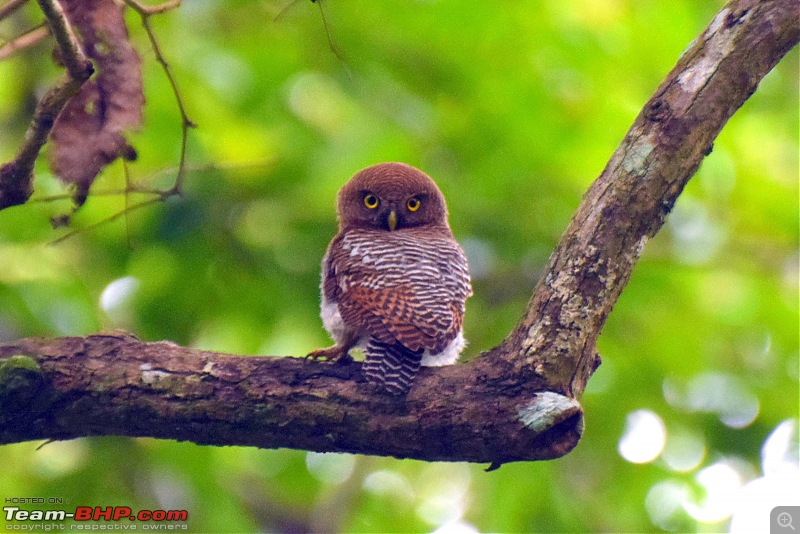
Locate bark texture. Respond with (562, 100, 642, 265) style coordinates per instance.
(1, 0, 797, 464)
(0, 334, 581, 464)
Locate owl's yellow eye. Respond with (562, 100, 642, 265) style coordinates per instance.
(364, 194, 379, 209)
(406, 198, 421, 212)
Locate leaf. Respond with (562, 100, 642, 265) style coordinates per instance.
(49, 0, 144, 206)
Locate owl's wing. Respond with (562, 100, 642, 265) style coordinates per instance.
(328, 230, 472, 353)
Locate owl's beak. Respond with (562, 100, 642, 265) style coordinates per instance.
(387, 210, 398, 231)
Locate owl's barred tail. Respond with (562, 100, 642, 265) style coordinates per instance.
(363, 340, 423, 395)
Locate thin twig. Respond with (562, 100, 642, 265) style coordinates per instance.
(315, 0, 351, 79)
(29, 159, 276, 204)
(146, 158, 275, 179)
(123, 160, 132, 247)
(0, 23, 48, 61)
(124, 0, 180, 16)
(31, 187, 166, 203)
(34, 157, 274, 244)
(49, 196, 163, 245)
(273, 0, 301, 23)
(275, 0, 352, 79)
(40, 158, 275, 243)
(124, 0, 194, 195)
(0, 0, 28, 20)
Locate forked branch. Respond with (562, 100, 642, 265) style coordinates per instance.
(0, 0, 797, 464)
(0, 0, 93, 210)
(124, 0, 194, 195)
(0, 0, 190, 220)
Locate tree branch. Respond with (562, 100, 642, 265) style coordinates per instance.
(0, 0, 93, 210)
(35, 0, 89, 80)
(0, 0, 797, 464)
(124, 0, 194, 196)
(490, 0, 799, 399)
(0, 0, 28, 21)
(0, 334, 582, 465)
(0, 24, 49, 61)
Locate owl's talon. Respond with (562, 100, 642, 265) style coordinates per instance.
(306, 346, 350, 363)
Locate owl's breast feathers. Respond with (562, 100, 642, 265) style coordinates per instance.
(324, 227, 472, 354)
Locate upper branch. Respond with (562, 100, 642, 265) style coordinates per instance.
(0, 0, 796, 463)
(0, 0, 93, 210)
(490, 0, 799, 399)
(0, 0, 28, 20)
(35, 0, 91, 80)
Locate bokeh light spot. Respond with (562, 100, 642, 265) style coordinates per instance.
(646, 479, 691, 531)
(618, 409, 666, 464)
(305, 452, 355, 485)
(684, 461, 744, 523)
(100, 276, 140, 313)
(662, 429, 706, 473)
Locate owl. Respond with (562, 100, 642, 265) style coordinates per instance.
(308, 162, 472, 395)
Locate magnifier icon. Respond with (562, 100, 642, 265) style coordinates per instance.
(779, 512, 795, 530)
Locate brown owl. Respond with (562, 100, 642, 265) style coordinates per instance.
(308, 162, 472, 395)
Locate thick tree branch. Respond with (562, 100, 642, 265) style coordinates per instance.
(0, 334, 582, 465)
(0, 0, 797, 464)
(491, 0, 799, 399)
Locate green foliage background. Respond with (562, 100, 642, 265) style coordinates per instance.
(0, 1, 797, 532)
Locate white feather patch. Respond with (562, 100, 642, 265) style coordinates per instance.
(421, 330, 465, 367)
(320, 296, 346, 344)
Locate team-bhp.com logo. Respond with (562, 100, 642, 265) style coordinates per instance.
(4, 506, 188, 528)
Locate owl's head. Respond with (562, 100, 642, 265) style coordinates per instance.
(337, 163, 449, 231)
